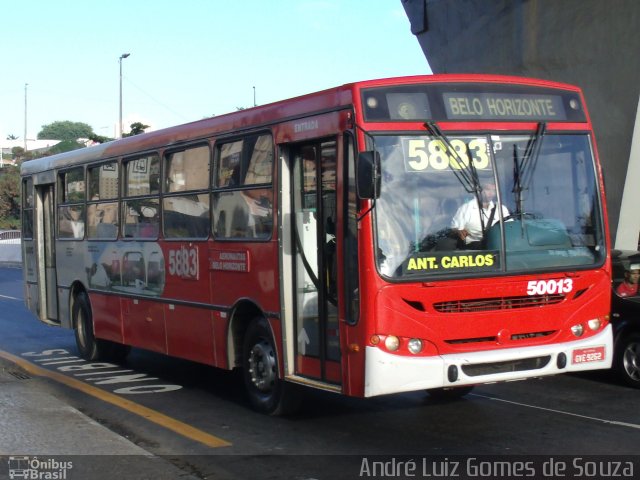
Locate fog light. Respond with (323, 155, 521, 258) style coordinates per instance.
(571, 324, 584, 337)
(385, 335, 400, 351)
(557, 352, 567, 369)
(587, 318, 601, 331)
(407, 338, 423, 354)
(448, 365, 459, 382)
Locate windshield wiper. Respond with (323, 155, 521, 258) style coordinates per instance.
(520, 122, 546, 191)
(512, 122, 546, 223)
(424, 122, 480, 195)
(425, 121, 487, 235)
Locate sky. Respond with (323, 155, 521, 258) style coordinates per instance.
(0, 0, 430, 142)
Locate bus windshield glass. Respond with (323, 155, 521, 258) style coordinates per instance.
(374, 133, 605, 279)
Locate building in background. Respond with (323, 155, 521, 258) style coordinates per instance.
(1, 139, 62, 165)
(402, 0, 640, 248)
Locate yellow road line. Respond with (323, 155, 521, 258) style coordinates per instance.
(0, 349, 232, 448)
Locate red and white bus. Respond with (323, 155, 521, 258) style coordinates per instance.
(21, 75, 612, 414)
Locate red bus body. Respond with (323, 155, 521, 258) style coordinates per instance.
(21, 75, 612, 412)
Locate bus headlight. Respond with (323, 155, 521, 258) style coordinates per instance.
(407, 338, 423, 354)
(587, 318, 602, 331)
(571, 324, 584, 337)
(385, 335, 400, 351)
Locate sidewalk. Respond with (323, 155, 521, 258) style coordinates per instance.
(0, 355, 199, 479)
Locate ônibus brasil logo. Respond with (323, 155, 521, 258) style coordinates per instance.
(8, 456, 73, 479)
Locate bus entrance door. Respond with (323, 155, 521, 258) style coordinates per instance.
(290, 140, 341, 386)
(34, 183, 59, 323)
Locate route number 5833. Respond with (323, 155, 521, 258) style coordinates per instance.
(405, 137, 490, 172)
(168, 246, 198, 279)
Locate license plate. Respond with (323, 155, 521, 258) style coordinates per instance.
(572, 346, 605, 364)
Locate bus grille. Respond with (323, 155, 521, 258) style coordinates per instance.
(433, 294, 564, 313)
(445, 330, 556, 345)
(461, 355, 551, 377)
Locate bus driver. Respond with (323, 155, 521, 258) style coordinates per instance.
(451, 179, 508, 250)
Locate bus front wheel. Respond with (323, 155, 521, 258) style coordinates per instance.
(242, 318, 299, 415)
(615, 332, 640, 388)
(73, 292, 104, 361)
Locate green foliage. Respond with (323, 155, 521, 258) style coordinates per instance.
(47, 140, 85, 155)
(0, 166, 21, 229)
(123, 122, 150, 137)
(38, 121, 94, 141)
(88, 133, 114, 144)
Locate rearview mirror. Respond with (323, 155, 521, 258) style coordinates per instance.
(357, 151, 381, 200)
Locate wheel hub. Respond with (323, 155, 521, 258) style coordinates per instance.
(623, 342, 640, 381)
(248, 340, 276, 392)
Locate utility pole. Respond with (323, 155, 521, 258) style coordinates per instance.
(119, 53, 130, 138)
(24, 83, 28, 151)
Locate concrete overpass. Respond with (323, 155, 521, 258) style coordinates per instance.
(402, 0, 640, 249)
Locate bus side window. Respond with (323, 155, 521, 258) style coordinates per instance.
(213, 134, 273, 240)
(163, 145, 211, 239)
(123, 155, 160, 239)
(57, 167, 85, 240)
(87, 162, 119, 239)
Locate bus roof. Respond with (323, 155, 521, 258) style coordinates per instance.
(21, 74, 584, 176)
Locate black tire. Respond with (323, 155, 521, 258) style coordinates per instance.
(73, 292, 105, 361)
(615, 332, 640, 388)
(427, 385, 474, 401)
(242, 318, 300, 415)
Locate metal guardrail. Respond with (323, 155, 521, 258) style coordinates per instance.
(0, 230, 21, 244)
(0, 230, 22, 265)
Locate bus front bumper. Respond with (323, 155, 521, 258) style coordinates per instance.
(364, 324, 613, 397)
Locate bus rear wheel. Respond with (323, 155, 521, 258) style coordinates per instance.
(242, 318, 299, 415)
(73, 292, 105, 361)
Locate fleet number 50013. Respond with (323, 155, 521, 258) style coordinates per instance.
(526, 279, 573, 296)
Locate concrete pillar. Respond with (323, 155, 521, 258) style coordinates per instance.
(615, 94, 640, 250)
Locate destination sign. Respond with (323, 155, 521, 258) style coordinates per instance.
(361, 83, 585, 123)
(443, 92, 566, 121)
(398, 251, 501, 275)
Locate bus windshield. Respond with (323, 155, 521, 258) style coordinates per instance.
(374, 133, 605, 279)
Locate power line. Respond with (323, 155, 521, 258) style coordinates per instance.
(122, 76, 191, 123)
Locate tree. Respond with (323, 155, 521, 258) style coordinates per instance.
(88, 133, 114, 144)
(38, 121, 94, 141)
(6, 134, 18, 140)
(46, 140, 85, 155)
(123, 122, 149, 137)
(0, 166, 21, 229)
(11, 147, 30, 163)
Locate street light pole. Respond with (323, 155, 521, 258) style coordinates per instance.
(119, 53, 130, 138)
(24, 83, 28, 151)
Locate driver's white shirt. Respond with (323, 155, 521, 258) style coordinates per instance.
(451, 199, 509, 244)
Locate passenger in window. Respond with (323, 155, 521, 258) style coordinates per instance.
(139, 214, 159, 238)
(70, 207, 85, 239)
(450, 178, 508, 250)
(616, 263, 640, 297)
(228, 164, 242, 187)
(60, 206, 84, 239)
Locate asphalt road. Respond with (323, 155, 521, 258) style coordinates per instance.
(1, 266, 639, 479)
